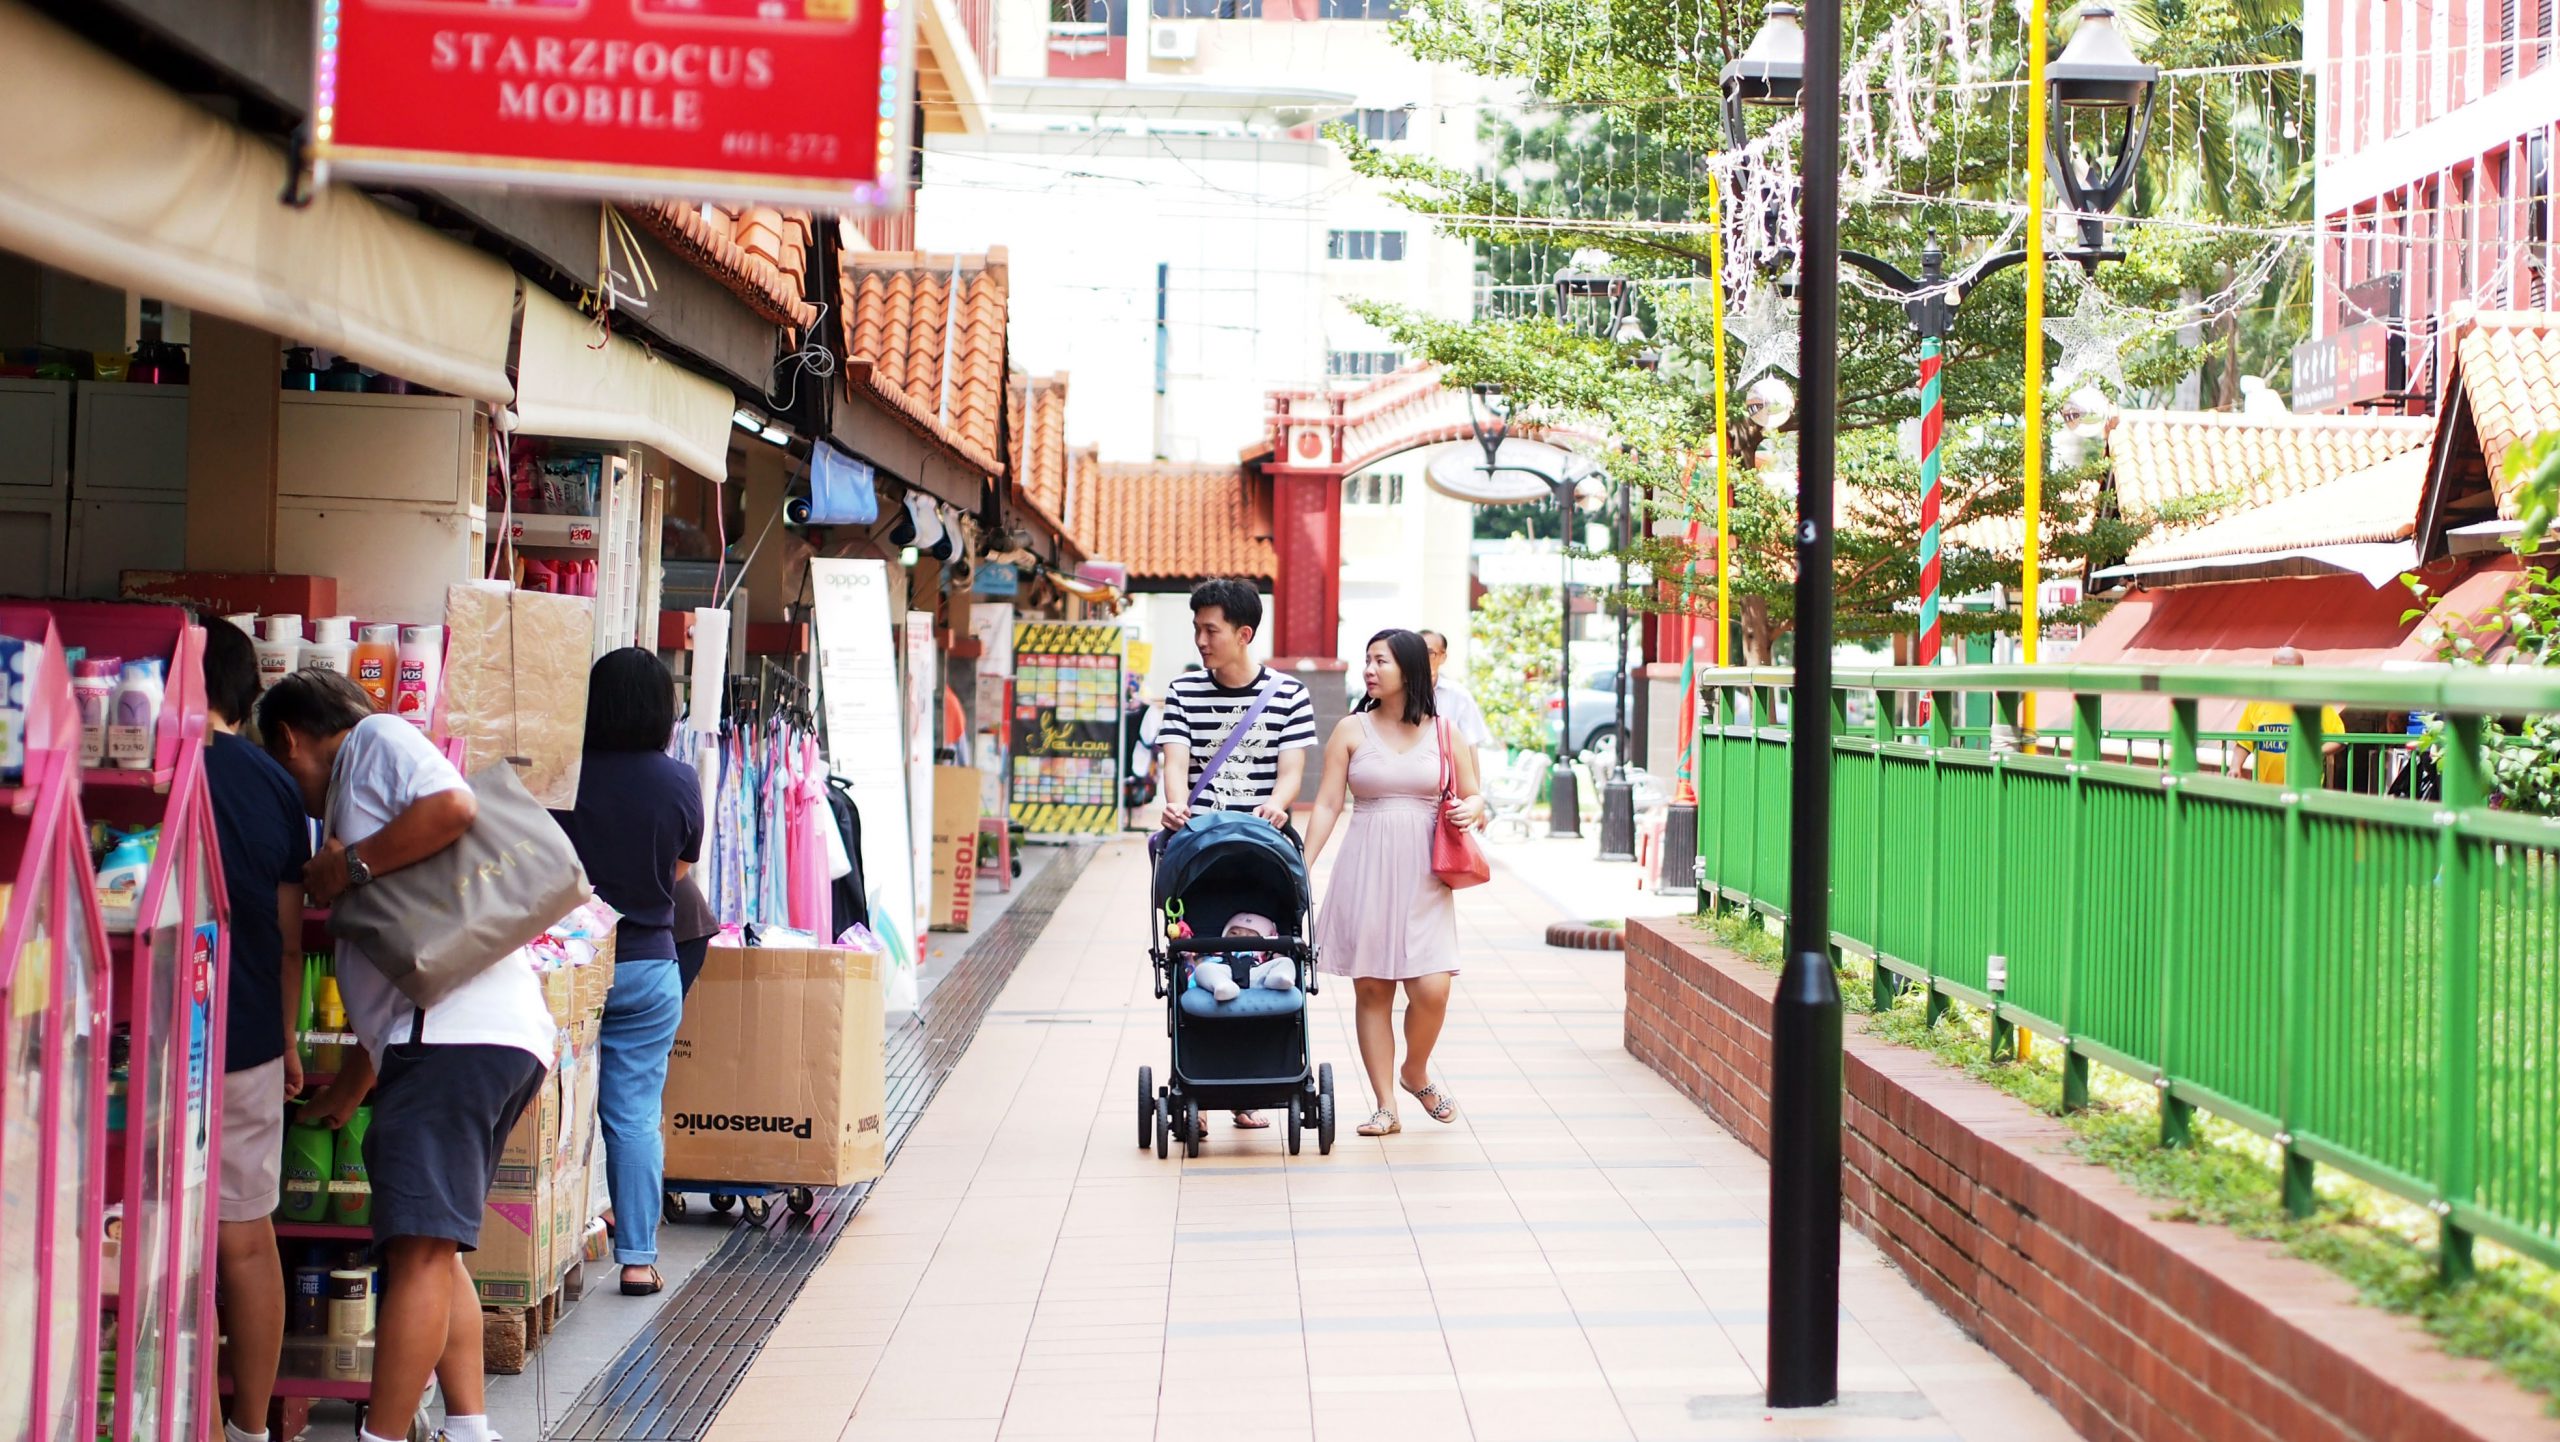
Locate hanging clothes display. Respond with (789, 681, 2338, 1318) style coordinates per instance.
(695, 665, 829, 934)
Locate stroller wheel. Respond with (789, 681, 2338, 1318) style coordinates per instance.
(1286, 1096, 1303, 1156)
(1138, 1066, 1156, 1149)
(1317, 1063, 1338, 1155)
(1156, 1088, 1170, 1158)
(1182, 1096, 1202, 1159)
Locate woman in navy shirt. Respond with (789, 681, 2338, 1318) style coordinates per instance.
(558, 647, 703, 1296)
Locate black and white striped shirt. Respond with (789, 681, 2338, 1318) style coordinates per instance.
(1160, 667, 1319, 811)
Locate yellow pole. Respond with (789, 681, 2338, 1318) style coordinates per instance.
(2017, 0, 2051, 1058)
(2022, 0, 2049, 736)
(1708, 169, 1734, 669)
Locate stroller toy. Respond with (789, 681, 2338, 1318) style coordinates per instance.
(1143, 812, 1337, 1158)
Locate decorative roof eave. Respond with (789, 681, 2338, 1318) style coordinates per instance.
(621, 201, 816, 329)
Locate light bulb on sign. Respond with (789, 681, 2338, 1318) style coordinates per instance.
(1744, 375, 1795, 432)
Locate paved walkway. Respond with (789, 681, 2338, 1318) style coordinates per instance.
(701, 841, 2069, 1442)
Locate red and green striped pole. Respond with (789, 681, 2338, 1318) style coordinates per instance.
(1915, 334, 1945, 720)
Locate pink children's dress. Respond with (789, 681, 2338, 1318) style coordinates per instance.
(1315, 715, 1460, 980)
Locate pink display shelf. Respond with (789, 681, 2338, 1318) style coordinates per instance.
(43, 601, 228, 1442)
(0, 608, 114, 1442)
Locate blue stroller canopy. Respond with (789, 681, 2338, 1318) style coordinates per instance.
(1153, 811, 1308, 919)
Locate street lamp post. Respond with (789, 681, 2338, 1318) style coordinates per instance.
(1713, 0, 2157, 1408)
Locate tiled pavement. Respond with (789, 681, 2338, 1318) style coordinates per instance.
(700, 840, 2071, 1442)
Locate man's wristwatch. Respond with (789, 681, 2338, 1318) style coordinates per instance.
(343, 845, 374, 888)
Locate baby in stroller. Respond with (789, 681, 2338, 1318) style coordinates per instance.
(1187, 911, 1301, 1003)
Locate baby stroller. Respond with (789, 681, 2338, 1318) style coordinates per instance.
(1143, 812, 1337, 1157)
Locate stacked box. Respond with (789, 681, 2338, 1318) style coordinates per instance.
(467, 1171, 555, 1308)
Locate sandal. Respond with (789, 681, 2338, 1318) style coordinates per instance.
(620, 1265, 663, 1297)
(1355, 1109, 1401, 1137)
(1231, 1111, 1270, 1129)
(1401, 1080, 1458, 1125)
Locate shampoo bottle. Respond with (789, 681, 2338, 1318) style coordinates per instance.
(395, 625, 444, 731)
(300, 616, 353, 676)
(106, 659, 163, 770)
(350, 625, 399, 711)
(257, 616, 303, 690)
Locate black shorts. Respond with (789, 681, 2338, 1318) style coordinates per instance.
(365, 1042, 548, 1250)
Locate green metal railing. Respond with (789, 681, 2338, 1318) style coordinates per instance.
(1696, 664, 2560, 1277)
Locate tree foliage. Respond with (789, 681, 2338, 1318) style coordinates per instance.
(1468, 584, 1563, 752)
(1334, 0, 2307, 659)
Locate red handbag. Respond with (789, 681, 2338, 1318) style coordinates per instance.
(1430, 717, 1491, 889)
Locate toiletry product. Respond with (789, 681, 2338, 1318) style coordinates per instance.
(99, 1206, 120, 1297)
(395, 625, 444, 730)
(106, 659, 163, 769)
(289, 1254, 328, 1335)
(0, 634, 28, 785)
(333, 1106, 373, 1226)
(301, 616, 353, 676)
(95, 827, 157, 931)
(327, 1268, 372, 1340)
(280, 1124, 334, 1223)
(257, 615, 303, 690)
(223, 613, 258, 635)
(351, 625, 400, 711)
(310, 971, 347, 1075)
(70, 658, 119, 769)
(282, 347, 320, 390)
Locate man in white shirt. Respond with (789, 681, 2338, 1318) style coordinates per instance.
(1420, 630, 1494, 770)
(262, 671, 554, 1442)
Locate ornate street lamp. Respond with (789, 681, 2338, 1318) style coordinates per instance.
(1718, 2, 1805, 148)
(1467, 383, 1511, 473)
(2045, 5, 2160, 252)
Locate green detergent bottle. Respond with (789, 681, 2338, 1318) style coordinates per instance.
(279, 1122, 333, 1223)
(333, 1106, 373, 1226)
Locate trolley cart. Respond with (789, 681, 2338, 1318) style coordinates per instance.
(662, 1179, 818, 1228)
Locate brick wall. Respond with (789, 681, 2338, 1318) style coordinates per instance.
(1624, 918, 2560, 1442)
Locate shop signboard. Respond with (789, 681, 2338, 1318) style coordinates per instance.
(973, 562, 1021, 597)
(314, 0, 915, 210)
(809, 559, 920, 997)
(1009, 622, 1124, 835)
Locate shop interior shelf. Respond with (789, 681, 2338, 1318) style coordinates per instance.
(274, 1220, 372, 1242)
(222, 1374, 374, 1402)
(82, 764, 176, 793)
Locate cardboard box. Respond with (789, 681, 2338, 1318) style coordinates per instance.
(572, 926, 618, 1023)
(442, 583, 593, 807)
(493, 1062, 562, 1193)
(660, 944, 885, 1187)
(541, 965, 578, 1034)
(929, 764, 981, 932)
(467, 1172, 555, 1307)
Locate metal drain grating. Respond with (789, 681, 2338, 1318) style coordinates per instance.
(549, 843, 1098, 1441)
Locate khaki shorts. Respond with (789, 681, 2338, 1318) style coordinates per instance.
(219, 1057, 288, 1223)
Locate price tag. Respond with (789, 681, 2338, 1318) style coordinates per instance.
(569, 523, 596, 545)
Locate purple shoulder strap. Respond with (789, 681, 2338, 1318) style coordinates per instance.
(1187, 677, 1280, 809)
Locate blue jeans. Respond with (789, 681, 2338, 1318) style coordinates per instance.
(598, 957, 684, 1266)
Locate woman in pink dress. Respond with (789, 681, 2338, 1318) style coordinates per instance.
(1307, 629, 1488, 1137)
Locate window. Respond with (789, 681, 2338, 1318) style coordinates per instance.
(1343, 473, 1404, 507)
(2531, 132, 2552, 304)
(1326, 228, 1408, 261)
(1152, 0, 1258, 15)
(1318, 0, 1405, 16)
(1350, 107, 1411, 142)
(2505, 0, 2520, 78)
(1326, 349, 1404, 379)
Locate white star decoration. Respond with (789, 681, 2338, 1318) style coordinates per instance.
(1728, 282, 1801, 385)
(2044, 291, 2149, 398)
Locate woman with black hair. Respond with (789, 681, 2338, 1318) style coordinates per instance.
(1305, 628, 1487, 1138)
(556, 647, 703, 1296)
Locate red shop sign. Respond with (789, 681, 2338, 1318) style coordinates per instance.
(313, 0, 913, 210)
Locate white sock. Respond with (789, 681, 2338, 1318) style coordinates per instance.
(225, 1423, 270, 1442)
(1196, 961, 1239, 1001)
(361, 1431, 404, 1442)
(1252, 960, 1297, 991)
(442, 1417, 499, 1442)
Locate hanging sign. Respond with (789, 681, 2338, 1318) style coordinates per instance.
(1008, 622, 1124, 835)
(313, 0, 914, 210)
(972, 562, 1021, 597)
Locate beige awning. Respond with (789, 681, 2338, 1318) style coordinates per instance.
(512, 288, 737, 482)
(0, 4, 516, 403)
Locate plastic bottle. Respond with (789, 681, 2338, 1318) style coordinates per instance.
(395, 625, 444, 732)
(94, 827, 157, 931)
(280, 1124, 334, 1223)
(300, 616, 354, 677)
(289, 1252, 330, 1335)
(333, 1106, 373, 1226)
(350, 625, 399, 711)
(257, 615, 304, 690)
(71, 657, 121, 768)
(222, 613, 258, 636)
(106, 659, 163, 770)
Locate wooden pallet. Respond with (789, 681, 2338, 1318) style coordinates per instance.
(482, 1262, 582, 1375)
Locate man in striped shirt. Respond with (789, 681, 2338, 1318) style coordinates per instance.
(1157, 579, 1320, 834)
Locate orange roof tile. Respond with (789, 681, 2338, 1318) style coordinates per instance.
(2124, 448, 2428, 569)
(1065, 453, 1273, 586)
(2444, 309, 2560, 518)
(2104, 409, 2434, 521)
(843, 250, 1009, 477)
(622, 201, 816, 329)
(1009, 372, 1071, 524)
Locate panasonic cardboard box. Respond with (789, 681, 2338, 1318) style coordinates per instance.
(660, 943, 886, 1187)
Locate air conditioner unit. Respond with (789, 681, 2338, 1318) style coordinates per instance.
(1149, 21, 1199, 59)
